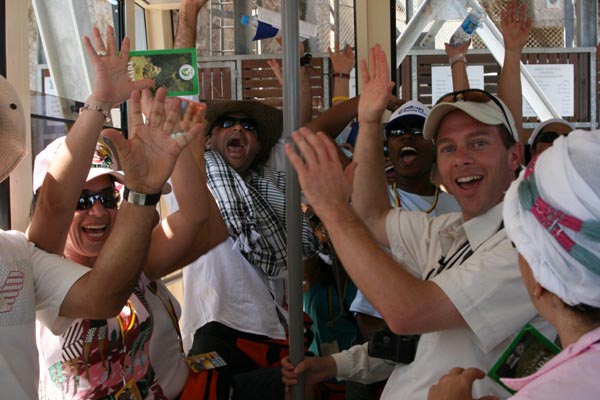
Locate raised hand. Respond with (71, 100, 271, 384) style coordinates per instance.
(285, 128, 356, 217)
(358, 44, 395, 126)
(82, 26, 154, 110)
(501, 0, 532, 53)
(328, 42, 355, 75)
(103, 87, 203, 194)
(267, 59, 284, 86)
(444, 39, 471, 58)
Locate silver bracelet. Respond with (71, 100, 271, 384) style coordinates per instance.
(79, 103, 111, 122)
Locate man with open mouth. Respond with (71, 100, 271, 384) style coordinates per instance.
(177, 99, 322, 399)
(347, 102, 460, 400)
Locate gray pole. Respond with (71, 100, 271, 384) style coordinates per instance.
(334, 0, 340, 46)
(282, 1, 305, 400)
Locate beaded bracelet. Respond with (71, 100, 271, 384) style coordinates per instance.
(79, 103, 111, 122)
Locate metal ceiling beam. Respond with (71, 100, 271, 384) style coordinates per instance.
(396, 0, 560, 121)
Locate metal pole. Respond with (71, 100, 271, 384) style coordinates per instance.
(282, 1, 304, 400)
(334, 0, 340, 46)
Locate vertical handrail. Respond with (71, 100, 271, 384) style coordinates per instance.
(282, 1, 304, 400)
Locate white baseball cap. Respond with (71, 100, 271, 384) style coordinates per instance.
(33, 136, 124, 193)
(386, 100, 429, 130)
(423, 92, 519, 142)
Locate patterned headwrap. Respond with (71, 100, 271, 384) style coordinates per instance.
(503, 130, 600, 308)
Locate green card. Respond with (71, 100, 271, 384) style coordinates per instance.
(129, 48, 198, 97)
(488, 323, 561, 394)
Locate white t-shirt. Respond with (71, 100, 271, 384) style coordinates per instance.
(0, 230, 88, 399)
(145, 280, 189, 398)
(333, 203, 554, 399)
(180, 238, 287, 352)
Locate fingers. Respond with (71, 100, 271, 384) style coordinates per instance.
(327, 46, 334, 59)
(461, 367, 486, 381)
(128, 90, 145, 135)
(82, 35, 98, 62)
(140, 88, 154, 118)
(105, 25, 117, 56)
(284, 142, 307, 178)
(147, 88, 168, 128)
(375, 45, 389, 81)
(162, 96, 182, 134)
(360, 59, 370, 86)
(92, 26, 106, 55)
(132, 78, 156, 92)
(441, 366, 485, 382)
(119, 35, 131, 60)
(101, 128, 126, 155)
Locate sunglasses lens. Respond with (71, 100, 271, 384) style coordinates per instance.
(218, 117, 257, 131)
(241, 120, 257, 131)
(219, 118, 235, 129)
(76, 189, 118, 211)
(386, 128, 423, 137)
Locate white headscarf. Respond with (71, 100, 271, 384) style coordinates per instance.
(503, 130, 600, 308)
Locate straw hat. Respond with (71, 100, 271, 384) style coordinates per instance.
(205, 100, 283, 166)
(0, 75, 26, 183)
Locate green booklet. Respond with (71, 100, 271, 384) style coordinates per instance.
(488, 323, 561, 394)
(129, 48, 198, 97)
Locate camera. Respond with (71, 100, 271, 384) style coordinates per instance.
(367, 327, 420, 364)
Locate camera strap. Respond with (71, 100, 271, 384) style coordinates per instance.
(425, 240, 473, 280)
(425, 221, 504, 280)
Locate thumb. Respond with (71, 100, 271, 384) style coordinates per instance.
(344, 160, 358, 185)
(176, 122, 205, 150)
(132, 78, 155, 92)
(462, 367, 486, 382)
(101, 128, 129, 157)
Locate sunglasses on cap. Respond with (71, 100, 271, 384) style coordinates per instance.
(216, 116, 257, 132)
(534, 131, 563, 145)
(77, 187, 120, 211)
(435, 89, 515, 141)
(386, 127, 423, 138)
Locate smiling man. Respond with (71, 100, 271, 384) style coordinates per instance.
(383, 100, 458, 214)
(281, 45, 553, 399)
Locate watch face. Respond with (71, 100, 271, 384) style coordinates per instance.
(123, 187, 161, 206)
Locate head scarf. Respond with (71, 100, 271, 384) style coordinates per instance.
(503, 130, 600, 307)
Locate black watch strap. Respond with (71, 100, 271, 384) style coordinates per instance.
(122, 187, 161, 206)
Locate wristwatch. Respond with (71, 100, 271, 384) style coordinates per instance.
(122, 187, 161, 206)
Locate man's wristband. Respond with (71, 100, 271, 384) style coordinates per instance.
(449, 54, 467, 68)
(331, 72, 351, 79)
(122, 187, 161, 206)
(332, 96, 350, 103)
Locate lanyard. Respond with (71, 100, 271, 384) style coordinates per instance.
(147, 281, 185, 355)
(393, 184, 440, 213)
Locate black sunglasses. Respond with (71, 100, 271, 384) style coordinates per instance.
(435, 89, 515, 141)
(534, 131, 562, 145)
(77, 187, 120, 211)
(216, 116, 257, 132)
(386, 127, 423, 138)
